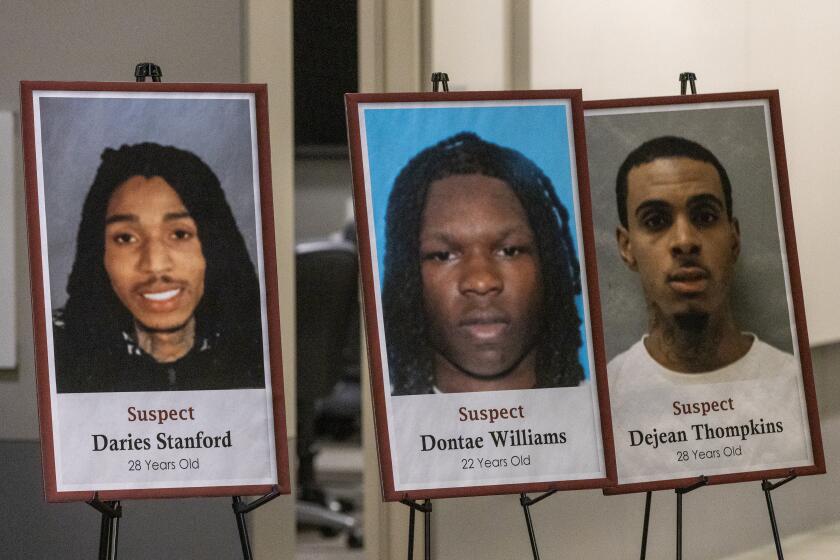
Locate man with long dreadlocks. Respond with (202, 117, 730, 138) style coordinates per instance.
(383, 132, 584, 395)
(53, 143, 265, 392)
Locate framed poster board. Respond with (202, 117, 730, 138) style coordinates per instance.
(20, 81, 290, 501)
(346, 90, 614, 500)
(584, 91, 824, 493)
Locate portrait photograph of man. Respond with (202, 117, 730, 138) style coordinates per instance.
(54, 142, 265, 393)
(382, 132, 585, 396)
(347, 93, 612, 499)
(585, 94, 823, 489)
(22, 85, 288, 500)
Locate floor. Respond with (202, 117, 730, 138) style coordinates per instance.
(719, 521, 840, 559)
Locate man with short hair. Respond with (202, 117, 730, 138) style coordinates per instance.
(54, 142, 265, 392)
(382, 132, 585, 395)
(609, 135, 796, 378)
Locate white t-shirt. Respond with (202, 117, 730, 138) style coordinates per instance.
(607, 336, 813, 485)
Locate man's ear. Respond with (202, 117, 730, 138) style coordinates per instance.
(730, 217, 741, 260)
(616, 226, 637, 270)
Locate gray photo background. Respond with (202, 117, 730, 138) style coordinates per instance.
(585, 104, 794, 361)
(38, 95, 259, 309)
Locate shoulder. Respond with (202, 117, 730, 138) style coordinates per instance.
(748, 338, 799, 376)
(607, 338, 649, 378)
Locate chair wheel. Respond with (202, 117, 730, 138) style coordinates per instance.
(347, 530, 364, 549)
(318, 526, 340, 538)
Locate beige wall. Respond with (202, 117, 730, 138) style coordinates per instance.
(0, 0, 243, 440)
(530, 0, 840, 346)
(424, 0, 512, 91)
(243, 0, 297, 557)
(0, 2, 296, 557)
(364, 2, 840, 558)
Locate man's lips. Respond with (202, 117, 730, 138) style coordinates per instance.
(142, 288, 181, 302)
(459, 313, 510, 341)
(667, 266, 709, 295)
(134, 283, 187, 308)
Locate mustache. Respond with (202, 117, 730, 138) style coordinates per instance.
(457, 309, 510, 327)
(131, 275, 188, 291)
(667, 259, 710, 282)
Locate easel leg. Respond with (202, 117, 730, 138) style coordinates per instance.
(675, 491, 683, 560)
(88, 496, 121, 560)
(763, 484, 784, 560)
(520, 494, 541, 560)
(97, 506, 120, 560)
(233, 496, 253, 560)
(640, 491, 652, 560)
(407, 503, 416, 560)
(424, 499, 431, 560)
(230, 487, 281, 560)
(762, 474, 796, 560)
(518, 490, 556, 559)
(674, 476, 708, 560)
(402, 498, 432, 560)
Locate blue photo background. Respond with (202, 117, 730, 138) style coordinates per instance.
(360, 101, 591, 380)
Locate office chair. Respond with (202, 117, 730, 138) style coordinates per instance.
(295, 239, 362, 548)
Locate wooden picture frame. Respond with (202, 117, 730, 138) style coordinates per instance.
(346, 90, 615, 500)
(20, 81, 290, 501)
(584, 91, 825, 494)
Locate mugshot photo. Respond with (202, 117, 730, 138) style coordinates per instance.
(22, 84, 290, 501)
(36, 93, 268, 393)
(585, 94, 822, 489)
(359, 101, 593, 397)
(348, 93, 612, 500)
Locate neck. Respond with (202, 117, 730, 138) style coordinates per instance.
(645, 305, 751, 373)
(135, 318, 196, 363)
(434, 350, 538, 393)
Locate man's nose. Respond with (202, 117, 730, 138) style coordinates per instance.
(138, 237, 173, 273)
(669, 216, 701, 257)
(458, 253, 503, 296)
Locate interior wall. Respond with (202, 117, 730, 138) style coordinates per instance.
(243, 0, 296, 557)
(0, 2, 285, 558)
(529, 0, 840, 346)
(0, 0, 243, 441)
(424, 0, 512, 91)
(365, 2, 840, 558)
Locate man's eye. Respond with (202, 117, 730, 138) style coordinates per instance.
(171, 229, 195, 241)
(641, 213, 671, 231)
(112, 232, 137, 245)
(692, 208, 720, 226)
(498, 246, 526, 258)
(424, 251, 454, 262)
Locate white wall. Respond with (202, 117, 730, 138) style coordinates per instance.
(530, 0, 840, 346)
(424, 0, 512, 91)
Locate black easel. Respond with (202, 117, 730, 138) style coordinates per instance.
(88, 494, 122, 560)
(232, 487, 283, 559)
(637, 73, 796, 560)
(679, 72, 697, 95)
(520, 490, 557, 559)
(402, 499, 432, 560)
(637, 476, 707, 560)
(397, 69, 453, 560)
(431, 72, 450, 92)
(762, 472, 797, 559)
(135, 62, 163, 82)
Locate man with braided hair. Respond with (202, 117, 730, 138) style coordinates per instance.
(54, 142, 265, 392)
(383, 132, 584, 395)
